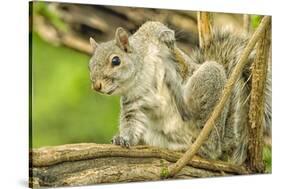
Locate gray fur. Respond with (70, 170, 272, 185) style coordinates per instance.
(89, 21, 272, 165)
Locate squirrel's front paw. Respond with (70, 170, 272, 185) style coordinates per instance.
(159, 30, 175, 48)
(111, 135, 130, 148)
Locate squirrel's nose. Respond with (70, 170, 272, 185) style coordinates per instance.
(92, 81, 102, 91)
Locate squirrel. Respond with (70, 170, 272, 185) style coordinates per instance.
(88, 21, 271, 165)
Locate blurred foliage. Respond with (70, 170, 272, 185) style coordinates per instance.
(251, 15, 261, 29)
(33, 1, 68, 33)
(263, 146, 272, 173)
(31, 33, 119, 148)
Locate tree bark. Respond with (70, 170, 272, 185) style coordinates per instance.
(247, 18, 271, 173)
(29, 143, 248, 187)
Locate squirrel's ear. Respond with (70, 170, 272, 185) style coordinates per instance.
(89, 37, 98, 54)
(115, 27, 131, 52)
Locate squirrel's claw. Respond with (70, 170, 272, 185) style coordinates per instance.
(111, 135, 130, 148)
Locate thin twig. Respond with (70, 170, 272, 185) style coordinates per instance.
(197, 12, 213, 49)
(167, 16, 271, 177)
(243, 14, 251, 33)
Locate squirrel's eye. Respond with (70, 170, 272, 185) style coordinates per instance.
(111, 56, 121, 66)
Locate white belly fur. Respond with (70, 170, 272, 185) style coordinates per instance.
(142, 84, 194, 151)
(140, 43, 194, 150)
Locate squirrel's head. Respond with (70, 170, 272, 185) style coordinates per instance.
(89, 27, 140, 95)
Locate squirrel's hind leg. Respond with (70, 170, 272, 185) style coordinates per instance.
(183, 61, 228, 159)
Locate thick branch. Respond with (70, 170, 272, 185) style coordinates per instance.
(30, 143, 247, 173)
(197, 12, 213, 49)
(167, 16, 271, 177)
(30, 143, 247, 187)
(248, 18, 271, 172)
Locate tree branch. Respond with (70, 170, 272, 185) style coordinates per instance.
(167, 16, 271, 177)
(243, 14, 251, 33)
(248, 17, 271, 172)
(30, 143, 247, 187)
(197, 12, 213, 49)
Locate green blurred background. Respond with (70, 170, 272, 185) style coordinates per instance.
(31, 33, 120, 148)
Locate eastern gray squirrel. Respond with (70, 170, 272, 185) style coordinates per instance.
(88, 21, 271, 165)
